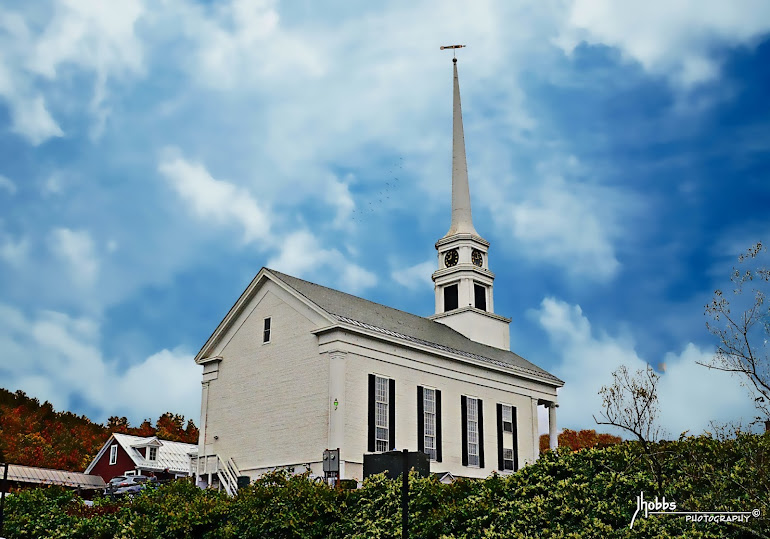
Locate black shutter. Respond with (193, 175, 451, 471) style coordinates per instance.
(417, 386, 425, 453)
(478, 399, 485, 468)
(497, 403, 504, 471)
(389, 379, 396, 451)
(461, 396, 468, 466)
(512, 406, 519, 471)
(436, 390, 442, 463)
(368, 375, 375, 452)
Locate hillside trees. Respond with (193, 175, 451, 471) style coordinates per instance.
(701, 241, 770, 423)
(539, 428, 622, 453)
(0, 387, 198, 471)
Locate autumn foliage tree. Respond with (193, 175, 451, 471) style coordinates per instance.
(0, 387, 199, 472)
(539, 428, 622, 453)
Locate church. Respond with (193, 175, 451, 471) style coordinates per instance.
(192, 57, 563, 493)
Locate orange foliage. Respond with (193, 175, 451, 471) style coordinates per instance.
(0, 387, 199, 471)
(539, 428, 622, 453)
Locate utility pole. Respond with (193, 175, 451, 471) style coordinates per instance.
(401, 449, 409, 539)
(0, 461, 8, 537)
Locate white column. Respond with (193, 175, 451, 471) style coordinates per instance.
(328, 351, 346, 469)
(199, 381, 210, 449)
(548, 403, 558, 451)
(531, 398, 539, 461)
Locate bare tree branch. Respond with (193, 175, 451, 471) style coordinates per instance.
(702, 242, 770, 421)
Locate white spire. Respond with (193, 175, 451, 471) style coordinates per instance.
(444, 57, 477, 237)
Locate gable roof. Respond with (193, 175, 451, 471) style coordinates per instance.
(85, 433, 197, 475)
(267, 269, 563, 386)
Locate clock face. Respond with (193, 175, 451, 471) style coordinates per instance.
(444, 249, 459, 267)
(471, 249, 483, 267)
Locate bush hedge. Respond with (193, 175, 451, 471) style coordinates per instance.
(2, 433, 768, 538)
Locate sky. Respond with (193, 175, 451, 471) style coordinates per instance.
(0, 0, 768, 439)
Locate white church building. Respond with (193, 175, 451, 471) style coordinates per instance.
(192, 57, 563, 493)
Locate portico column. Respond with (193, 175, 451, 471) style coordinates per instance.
(548, 403, 558, 451)
(531, 398, 539, 460)
(328, 351, 346, 478)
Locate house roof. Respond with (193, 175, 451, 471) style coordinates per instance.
(268, 269, 563, 386)
(7, 464, 106, 490)
(84, 433, 197, 475)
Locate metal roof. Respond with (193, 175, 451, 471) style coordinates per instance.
(112, 433, 197, 474)
(6, 464, 106, 490)
(269, 269, 563, 386)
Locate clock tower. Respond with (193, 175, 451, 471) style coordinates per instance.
(430, 57, 511, 350)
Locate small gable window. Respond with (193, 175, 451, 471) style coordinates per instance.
(109, 444, 118, 465)
(263, 317, 271, 343)
(148, 447, 157, 461)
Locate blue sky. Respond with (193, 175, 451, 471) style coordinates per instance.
(0, 0, 768, 438)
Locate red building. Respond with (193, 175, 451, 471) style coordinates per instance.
(85, 433, 197, 482)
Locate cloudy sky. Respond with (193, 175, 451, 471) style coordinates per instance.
(0, 0, 768, 438)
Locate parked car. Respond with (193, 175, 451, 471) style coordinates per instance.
(105, 475, 158, 497)
(104, 476, 127, 495)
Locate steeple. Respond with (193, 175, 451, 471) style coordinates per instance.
(445, 57, 478, 238)
(430, 52, 511, 350)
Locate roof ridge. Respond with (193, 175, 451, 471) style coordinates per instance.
(268, 268, 440, 324)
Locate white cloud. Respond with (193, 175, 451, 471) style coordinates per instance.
(532, 297, 756, 437)
(557, 0, 770, 87)
(492, 173, 622, 281)
(266, 229, 377, 293)
(0, 235, 29, 266)
(159, 152, 378, 293)
(42, 172, 65, 195)
(173, 0, 324, 90)
(340, 264, 378, 295)
(0, 303, 200, 424)
(49, 228, 100, 285)
(0, 0, 146, 144)
(392, 259, 435, 290)
(158, 151, 272, 244)
(0, 174, 17, 194)
(267, 229, 336, 276)
(324, 175, 356, 230)
(8, 94, 64, 145)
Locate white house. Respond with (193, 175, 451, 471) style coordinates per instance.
(192, 58, 563, 494)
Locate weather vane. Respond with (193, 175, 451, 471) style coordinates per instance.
(440, 44, 466, 60)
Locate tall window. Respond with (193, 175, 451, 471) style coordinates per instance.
(423, 388, 437, 460)
(263, 317, 271, 343)
(418, 386, 442, 462)
(109, 444, 118, 465)
(375, 376, 389, 452)
(148, 447, 157, 461)
(467, 397, 480, 466)
(474, 283, 487, 311)
(497, 403, 518, 471)
(444, 284, 458, 312)
(461, 396, 484, 467)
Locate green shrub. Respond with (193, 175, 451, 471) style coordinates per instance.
(3, 434, 768, 538)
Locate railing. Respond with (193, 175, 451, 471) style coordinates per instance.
(190, 454, 241, 496)
(218, 457, 240, 496)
